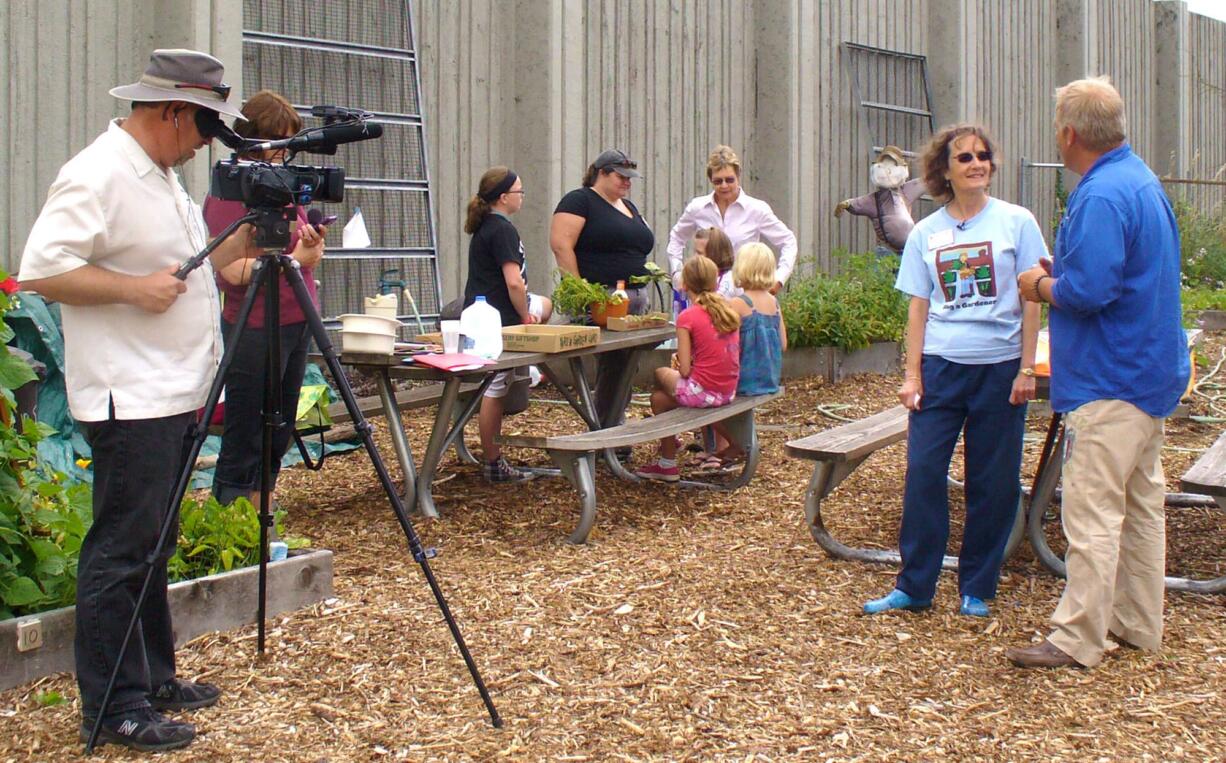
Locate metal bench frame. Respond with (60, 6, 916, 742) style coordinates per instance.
(787, 405, 1026, 569)
(504, 391, 781, 543)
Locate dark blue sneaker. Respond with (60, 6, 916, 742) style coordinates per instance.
(863, 588, 932, 614)
(80, 706, 195, 752)
(149, 677, 222, 711)
(960, 595, 990, 617)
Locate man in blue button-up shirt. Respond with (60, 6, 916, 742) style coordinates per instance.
(1008, 77, 1189, 670)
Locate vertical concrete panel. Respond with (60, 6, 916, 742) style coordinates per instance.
(1184, 13, 1226, 213)
(1086, 0, 1155, 163)
(2, 0, 239, 273)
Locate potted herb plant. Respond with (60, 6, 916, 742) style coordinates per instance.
(551, 272, 627, 327)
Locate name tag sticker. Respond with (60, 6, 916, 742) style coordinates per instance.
(927, 228, 955, 250)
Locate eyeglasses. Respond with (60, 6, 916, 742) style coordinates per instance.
(954, 150, 993, 164)
(711, 177, 738, 186)
(506, 189, 526, 196)
(174, 82, 232, 100)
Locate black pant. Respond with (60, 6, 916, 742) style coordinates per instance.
(212, 319, 311, 505)
(76, 412, 195, 717)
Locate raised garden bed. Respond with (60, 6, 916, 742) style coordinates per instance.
(0, 548, 333, 692)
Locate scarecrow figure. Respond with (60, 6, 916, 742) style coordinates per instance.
(834, 145, 926, 255)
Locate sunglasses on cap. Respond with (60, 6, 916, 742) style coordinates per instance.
(954, 150, 993, 164)
(174, 82, 232, 100)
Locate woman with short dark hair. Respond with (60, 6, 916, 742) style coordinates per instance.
(864, 123, 1045, 619)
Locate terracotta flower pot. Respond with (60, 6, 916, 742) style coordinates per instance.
(590, 298, 629, 327)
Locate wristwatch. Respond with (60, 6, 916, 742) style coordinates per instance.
(1019, 367, 1036, 377)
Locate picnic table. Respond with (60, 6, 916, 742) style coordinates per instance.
(787, 330, 1222, 593)
(341, 326, 675, 519)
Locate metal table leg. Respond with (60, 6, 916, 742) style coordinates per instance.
(411, 374, 497, 518)
(1027, 421, 1226, 593)
(375, 369, 418, 504)
(548, 449, 599, 544)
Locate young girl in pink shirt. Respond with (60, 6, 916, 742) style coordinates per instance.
(636, 255, 741, 482)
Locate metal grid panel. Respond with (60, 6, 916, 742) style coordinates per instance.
(243, 0, 440, 325)
(843, 43, 934, 159)
(244, 0, 413, 50)
(243, 43, 419, 116)
(301, 116, 426, 182)
(335, 188, 432, 249)
(317, 255, 441, 329)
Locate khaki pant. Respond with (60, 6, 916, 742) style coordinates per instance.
(1048, 400, 1166, 667)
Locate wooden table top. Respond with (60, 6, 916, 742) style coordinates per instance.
(341, 325, 675, 380)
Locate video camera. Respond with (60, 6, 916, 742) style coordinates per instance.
(197, 106, 382, 249)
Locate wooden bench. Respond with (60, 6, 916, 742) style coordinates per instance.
(1175, 430, 1226, 593)
(502, 391, 781, 543)
(785, 405, 1025, 568)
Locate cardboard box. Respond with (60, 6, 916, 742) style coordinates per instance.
(413, 332, 442, 345)
(501, 324, 599, 353)
(606, 315, 672, 332)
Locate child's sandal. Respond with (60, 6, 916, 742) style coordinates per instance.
(695, 454, 725, 473)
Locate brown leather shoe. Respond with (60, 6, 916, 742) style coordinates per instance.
(1005, 639, 1083, 669)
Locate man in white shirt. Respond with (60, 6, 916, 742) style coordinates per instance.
(19, 49, 253, 753)
(666, 145, 799, 294)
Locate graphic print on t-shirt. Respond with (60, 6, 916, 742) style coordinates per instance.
(934, 241, 996, 307)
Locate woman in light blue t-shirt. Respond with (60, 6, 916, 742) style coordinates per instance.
(864, 124, 1046, 619)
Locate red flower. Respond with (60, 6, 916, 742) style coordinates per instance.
(0, 276, 18, 295)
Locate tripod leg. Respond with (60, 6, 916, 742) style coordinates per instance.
(86, 258, 274, 752)
(256, 254, 284, 655)
(277, 256, 502, 727)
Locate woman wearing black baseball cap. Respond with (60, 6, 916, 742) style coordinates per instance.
(550, 148, 654, 428)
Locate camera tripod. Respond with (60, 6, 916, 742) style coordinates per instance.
(87, 224, 501, 751)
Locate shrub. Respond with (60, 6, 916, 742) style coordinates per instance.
(0, 270, 94, 619)
(169, 496, 309, 583)
(780, 250, 907, 352)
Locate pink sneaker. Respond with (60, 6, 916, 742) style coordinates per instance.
(635, 461, 680, 483)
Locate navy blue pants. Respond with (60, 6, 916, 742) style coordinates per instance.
(896, 355, 1026, 601)
(77, 412, 195, 716)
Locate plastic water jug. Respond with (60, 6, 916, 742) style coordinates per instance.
(459, 296, 503, 359)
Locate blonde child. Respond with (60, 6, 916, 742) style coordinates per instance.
(637, 255, 741, 482)
(704, 243, 788, 469)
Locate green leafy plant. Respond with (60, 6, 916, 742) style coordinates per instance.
(780, 250, 908, 352)
(550, 271, 620, 318)
(168, 496, 309, 583)
(0, 270, 94, 619)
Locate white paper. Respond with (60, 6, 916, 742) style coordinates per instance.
(343, 206, 372, 249)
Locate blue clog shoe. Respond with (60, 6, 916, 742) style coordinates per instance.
(863, 588, 932, 615)
(960, 595, 990, 618)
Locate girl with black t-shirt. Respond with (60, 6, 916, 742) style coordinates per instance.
(464, 166, 553, 483)
(550, 149, 655, 429)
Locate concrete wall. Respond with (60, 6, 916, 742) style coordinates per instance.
(417, 0, 759, 300)
(3, 1, 1225, 285)
(1184, 11, 1226, 212)
(0, 0, 242, 275)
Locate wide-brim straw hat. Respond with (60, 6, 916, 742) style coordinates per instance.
(109, 48, 244, 120)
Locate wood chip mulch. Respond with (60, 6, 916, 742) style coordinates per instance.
(3, 335, 1224, 761)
